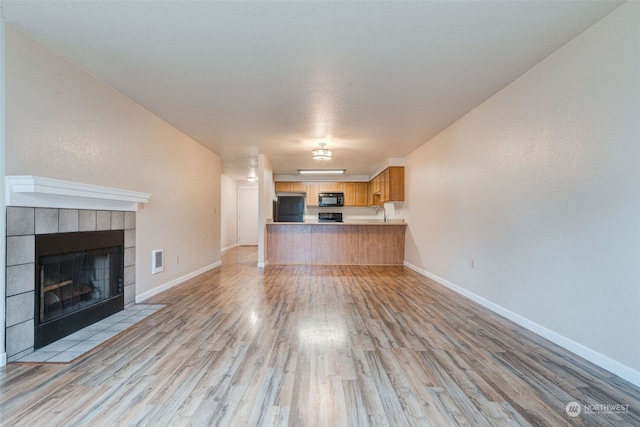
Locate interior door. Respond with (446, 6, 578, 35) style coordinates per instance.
(238, 187, 259, 246)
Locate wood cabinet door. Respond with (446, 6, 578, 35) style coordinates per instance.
(290, 182, 305, 192)
(372, 175, 381, 194)
(275, 182, 291, 192)
(275, 181, 306, 193)
(317, 182, 341, 193)
(305, 183, 319, 206)
(381, 169, 390, 202)
(317, 182, 333, 193)
(330, 182, 344, 192)
(388, 167, 405, 201)
(343, 182, 355, 206)
(355, 182, 368, 206)
(370, 175, 381, 205)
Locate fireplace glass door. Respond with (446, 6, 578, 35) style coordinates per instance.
(39, 247, 122, 324)
(35, 230, 124, 348)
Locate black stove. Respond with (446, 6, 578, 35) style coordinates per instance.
(318, 212, 343, 223)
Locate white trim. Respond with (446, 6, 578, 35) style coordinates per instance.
(257, 262, 266, 268)
(5, 175, 151, 211)
(404, 261, 640, 388)
(222, 243, 238, 252)
(135, 261, 221, 303)
(0, 352, 6, 367)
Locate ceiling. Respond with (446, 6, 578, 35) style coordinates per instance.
(0, 1, 622, 181)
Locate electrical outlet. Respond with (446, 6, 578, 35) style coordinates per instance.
(471, 258, 475, 269)
(176, 256, 180, 264)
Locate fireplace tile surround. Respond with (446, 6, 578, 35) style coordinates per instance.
(5, 207, 137, 361)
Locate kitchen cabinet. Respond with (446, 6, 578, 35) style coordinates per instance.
(317, 182, 344, 193)
(343, 182, 355, 206)
(275, 181, 305, 193)
(369, 166, 404, 205)
(386, 166, 404, 202)
(370, 174, 381, 206)
(274, 179, 388, 207)
(305, 183, 318, 206)
(355, 182, 368, 206)
(381, 169, 389, 202)
(344, 182, 368, 207)
(311, 182, 345, 206)
(310, 181, 368, 207)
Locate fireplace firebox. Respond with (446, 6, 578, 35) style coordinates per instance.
(35, 230, 125, 348)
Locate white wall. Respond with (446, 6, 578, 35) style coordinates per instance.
(221, 174, 238, 250)
(4, 25, 222, 301)
(0, 19, 7, 366)
(401, 2, 640, 384)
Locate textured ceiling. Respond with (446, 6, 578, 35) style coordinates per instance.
(0, 1, 622, 181)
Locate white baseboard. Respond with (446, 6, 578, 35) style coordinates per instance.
(404, 261, 640, 388)
(257, 262, 267, 268)
(136, 261, 221, 303)
(0, 352, 6, 367)
(221, 244, 238, 252)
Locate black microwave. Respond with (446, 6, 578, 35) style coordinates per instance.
(318, 192, 344, 207)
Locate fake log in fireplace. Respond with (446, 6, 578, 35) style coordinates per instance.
(35, 230, 125, 348)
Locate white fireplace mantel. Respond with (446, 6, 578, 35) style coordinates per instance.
(5, 175, 151, 211)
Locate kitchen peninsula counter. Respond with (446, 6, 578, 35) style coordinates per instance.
(266, 220, 407, 265)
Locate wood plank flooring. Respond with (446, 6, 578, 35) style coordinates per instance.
(1, 246, 638, 426)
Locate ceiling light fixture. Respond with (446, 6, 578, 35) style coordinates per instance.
(312, 142, 332, 160)
(246, 176, 258, 182)
(297, 169, 346, 175)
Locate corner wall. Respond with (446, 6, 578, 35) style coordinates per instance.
(4, 25, 221, 304)
(402, 2, 640, 384)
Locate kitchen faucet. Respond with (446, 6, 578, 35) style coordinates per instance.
(375, 205, 388, 223)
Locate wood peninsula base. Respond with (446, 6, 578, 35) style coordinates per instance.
(266, 222, 407, 265)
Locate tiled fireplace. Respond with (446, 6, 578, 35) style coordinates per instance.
(4, 176, 150, 362)
(6, 207, 136, 360)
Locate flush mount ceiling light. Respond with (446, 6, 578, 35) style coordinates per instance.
(312, 142, 332, 160)
(246, 176, 258, 182)
(297, 169, 346, 175)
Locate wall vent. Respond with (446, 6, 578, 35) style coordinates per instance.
(152, 249, 164, 274)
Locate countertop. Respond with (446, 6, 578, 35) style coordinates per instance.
(267, 219, 406, 226)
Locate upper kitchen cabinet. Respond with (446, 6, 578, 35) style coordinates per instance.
(317, 182, 344, 193)
(305, 183, 319, 206)
(276, 176, 397, 207)
(275, 181, 306, 193)
(370, 166, 404, 205)
(355, 182, 369, 206)
(306, 182, 368, 207)
(344, 182, 369, 207)
(309, 182, 344, 206)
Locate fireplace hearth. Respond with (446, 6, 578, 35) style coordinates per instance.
(35, 230, 124, 348)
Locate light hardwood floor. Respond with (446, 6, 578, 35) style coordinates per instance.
(1, 246, 638, 426)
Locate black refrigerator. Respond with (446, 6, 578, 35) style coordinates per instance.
(276, 195, 305, 222)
